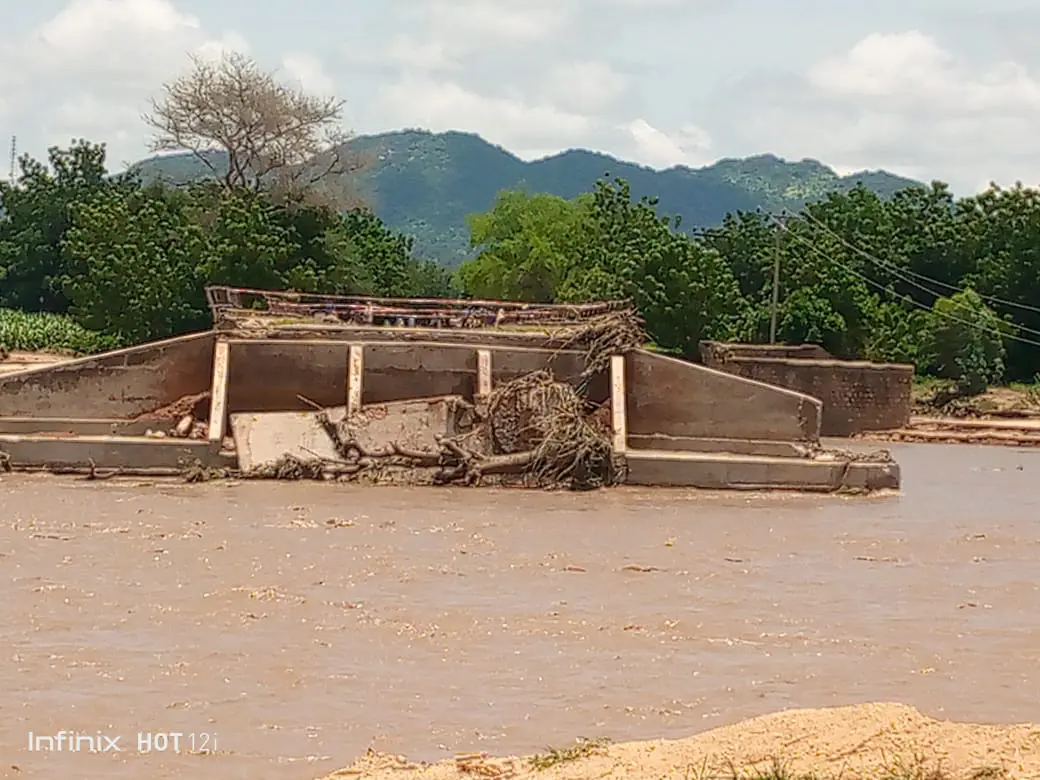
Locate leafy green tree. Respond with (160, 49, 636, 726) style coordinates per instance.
(919, 289, 1008, 394)
(0, 140, 134, 312)
(704, 208, 882, 357)
(957, 185, 1040, 380)
(458, 190, 590, 302)
(562, 177, 746, 356)
(405, 259, 458, 298)
(337, 210, 414, 298)
(863, 301, 926, 365)
(63, 185, 213, 341)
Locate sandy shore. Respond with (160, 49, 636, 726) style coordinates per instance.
(319, 703, 1040, 780)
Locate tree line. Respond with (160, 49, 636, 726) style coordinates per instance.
(456, 178, 1038, 393)
(1, 50, 1037, 396)
(0, 52, 453, 352)
(0, 139, 453, 349)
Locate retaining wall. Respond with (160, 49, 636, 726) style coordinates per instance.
(699, 341, 831, 364)
(716, 357, 913, 436)
(0, 332, 215, 418)
(700, 341, 913, 436)
(626, 350, 822, 442)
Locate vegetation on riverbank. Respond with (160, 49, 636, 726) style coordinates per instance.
(912, 376, 1040, 418)
(2, 50, 1040, 404)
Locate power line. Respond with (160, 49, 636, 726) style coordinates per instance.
(798, 208, 1040, 316)
(766, 214, 1040, 351)
(790, 210, 1040, 340)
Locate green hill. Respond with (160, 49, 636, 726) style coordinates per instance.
(130, 129, 921, 267)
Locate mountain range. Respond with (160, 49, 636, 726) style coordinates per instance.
(130, 129, 922, 267)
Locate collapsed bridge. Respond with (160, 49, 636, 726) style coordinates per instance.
(0, 286, 899, 492)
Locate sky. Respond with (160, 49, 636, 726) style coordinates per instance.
(2, 0, 1039, 193)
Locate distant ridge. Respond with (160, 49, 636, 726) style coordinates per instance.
(131, 129, 922, 267)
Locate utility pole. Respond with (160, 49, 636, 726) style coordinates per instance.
(769, 215, 783, 344)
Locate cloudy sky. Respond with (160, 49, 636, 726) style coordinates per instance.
(1, 0, 1038, 193)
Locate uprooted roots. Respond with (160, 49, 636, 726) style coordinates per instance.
(314, 371, 621, 490)
(556, 308, 646, 380)
(207, 371, 625, 491)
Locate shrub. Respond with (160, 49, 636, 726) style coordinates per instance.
(918, 289, 1007, 395)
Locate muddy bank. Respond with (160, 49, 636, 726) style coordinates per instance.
(322, 703, 1040, 780)
(912, 383, 1040, 420)
(853, 383, 1040, 447)
(857, 416, 1040, 447)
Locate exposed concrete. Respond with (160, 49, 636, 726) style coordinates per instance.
(207, 340, 229, 443)
(626, 434, 814, 458)
(223, 339, 603, 412)
(347, 345, 364, 414)
(221, 323, 583, 349)
(476, 350, 492, 398)
(626, 350, 822, 442)
(610, 354, 627, 453)
(232, 398, 461, 471)
(0, 433, 230, 470)
(0, 332, 215, 418)
(626, 449, 900, 491)
(700, 341, 913, 436)
(0, 417, 154, 436)
(232, 410, 343, 471)
(700, 341, 831, 363)
(0, 352, 70, 375)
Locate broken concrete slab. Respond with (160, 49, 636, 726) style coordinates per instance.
(231, 396, 468, 471)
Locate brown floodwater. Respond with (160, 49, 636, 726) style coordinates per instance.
(2, 442, 1039, 779)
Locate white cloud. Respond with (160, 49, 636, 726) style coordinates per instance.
(282, 53, 337, 97)
(375, 78, 591, 156)
(5, 2, 1040, 194)
(719, 30, 1040, 191)
(419, 0, 572, 45)
(545, 61, 630, 114)
(0, 0, 248, 166)
(625, 120, 714, 168)
(808, 31, 1040, 113)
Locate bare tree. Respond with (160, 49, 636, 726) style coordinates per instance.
(144, 51, 367, 204)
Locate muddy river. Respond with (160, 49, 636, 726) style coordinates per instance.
(2, 442, 1038, 779)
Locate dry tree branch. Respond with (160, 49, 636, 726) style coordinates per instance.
(143, 50, 357, 200)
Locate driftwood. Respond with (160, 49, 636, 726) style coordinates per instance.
(218, 369, 622, 490)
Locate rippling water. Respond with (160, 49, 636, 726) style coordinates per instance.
(2, 442, 1039, 779)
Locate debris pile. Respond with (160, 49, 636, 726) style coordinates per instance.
(238, 370, 623, 490)
(557, 308, 645, 380)
(198, 307, 646, 490)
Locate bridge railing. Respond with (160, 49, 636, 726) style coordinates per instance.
(205, 286, 629, 329)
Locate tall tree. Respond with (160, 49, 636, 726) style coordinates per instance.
(458, 191, 591, 302)
(0, 140, 132, 312)
(562, 177, 746, 356)
(144, 51, 366, 205)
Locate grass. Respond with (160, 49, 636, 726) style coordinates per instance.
(680, 753, 1011, 780)
(528, 737, 612, 770)
(527, 743, 1011, 780)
